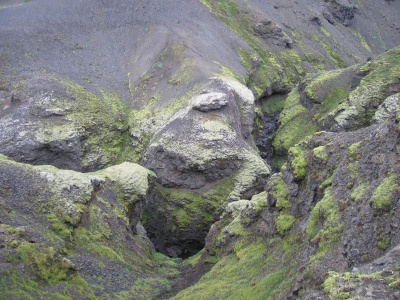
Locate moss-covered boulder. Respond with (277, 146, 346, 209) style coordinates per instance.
(0, 77, 132, 172)
(141, 77, 270, 257)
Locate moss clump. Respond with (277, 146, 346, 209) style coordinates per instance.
(288, 145, 308, 180)
(323, 274, 337, 294)
(319, 175, 333, 191)
(16, 243, 74, 283)
(313, 146, 328, 161)
(268, 174, 290, 209)
(276, 213, 296, 236)
(377, 237, 391, 250)
(370, 175, 398, 210)
(0, 269, 95, 300)
(348, 141, 362, 161)
(350, 182, 367, 202)
(306, 188, 343, 254)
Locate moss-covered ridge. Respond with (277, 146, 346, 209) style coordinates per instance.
(0, 155, 183, 299)
(173, 117, 400, 299)
(273, 46, 400, 154)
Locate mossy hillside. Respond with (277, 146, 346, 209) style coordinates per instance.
(173, 190, 305, 299)
(276, 213, 296, 236)
(0, 157, 179, 299)
(16, 243, 76, 283)
(266, 173, 290, 210)
(200, 0, 307, 97)
(0, 268, 96, 300)
(324, 269, 400, 299)
(177, 122, 400, 298)
(172, 241, 289, 300)
(272, 48, 400, 154)
(272, 66, 358, 154)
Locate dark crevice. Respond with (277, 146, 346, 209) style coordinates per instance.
(253, 93, 288, 172)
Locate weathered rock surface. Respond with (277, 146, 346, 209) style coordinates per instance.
(141, 77, 270, 257)
(0, 77, 132, 171)
(272, 46, 400, 156)
(174, 117, 400, 299)
(325, 0, 358, 26)
(0, 155, 177, 299)
(0, 0, 400, 298)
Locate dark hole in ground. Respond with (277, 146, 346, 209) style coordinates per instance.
(149, 233, 204, 259)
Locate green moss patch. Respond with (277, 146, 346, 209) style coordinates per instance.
(313, 146, 328, 161)
(276, 213, 296, 236)
(17, 243, 75, 283)
(273, 88, 317, 153)
(288, 145, 308, 180)
(370, 175, 398, 210)
(306, 188, 343, 255)
(173, 242, 287, 300)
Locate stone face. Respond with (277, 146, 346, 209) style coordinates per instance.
(142, 77, 266, 190)
(1, 0, 400, 298)
(326, 0, 357, 26)
(372, 93, 400, 124)
(254, 20, 293, 47)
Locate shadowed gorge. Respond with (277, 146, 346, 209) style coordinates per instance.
(1, 0, 400, 299)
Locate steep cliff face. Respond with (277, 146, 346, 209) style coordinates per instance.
(0, 0, 400, 299)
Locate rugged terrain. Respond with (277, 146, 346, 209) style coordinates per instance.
(0, 0, 400, 299)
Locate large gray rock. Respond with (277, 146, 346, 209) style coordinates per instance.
(141, 77, 270, 256)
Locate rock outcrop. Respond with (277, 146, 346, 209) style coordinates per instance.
(141, 77, 270, 257)
(0, 156, 174, 299)
(1, 0, 400, 298)
(174, 114, 400, 299)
